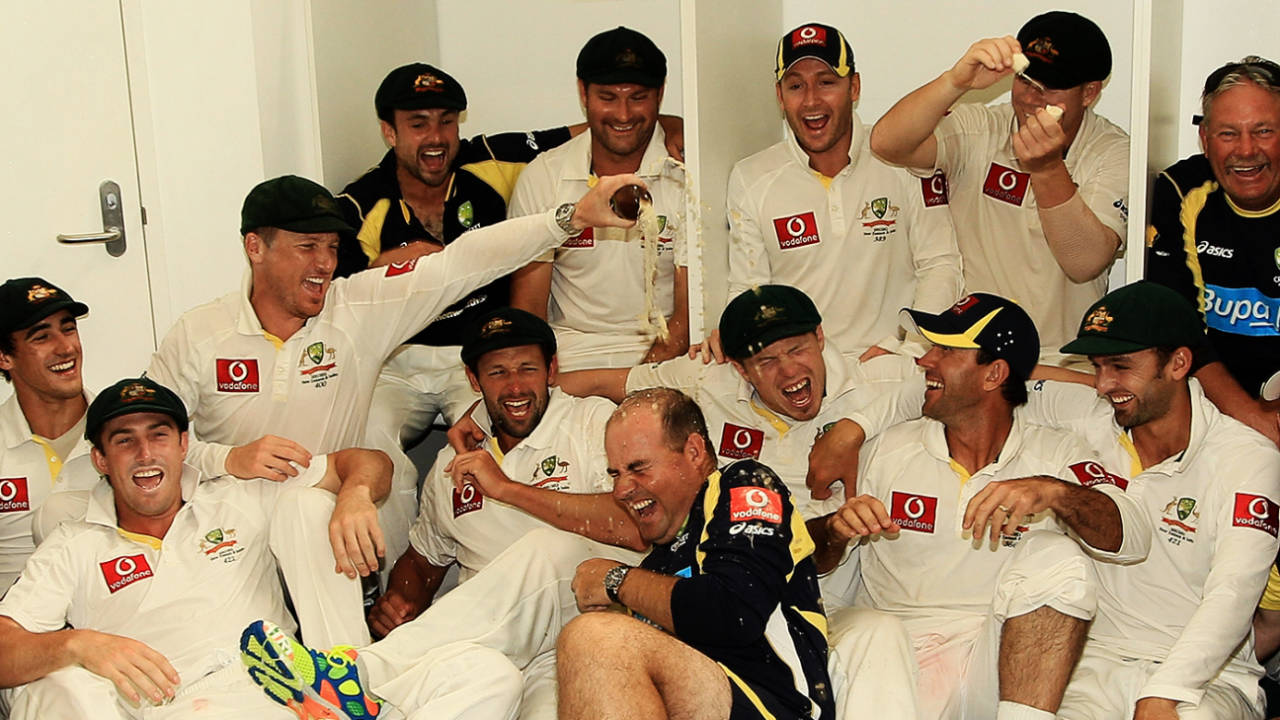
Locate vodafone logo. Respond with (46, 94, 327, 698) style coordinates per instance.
(563, 227, 595, 249)
(981, 163, 1030, 206)
(890, 491, 938, 533)
(729, 486, 783, 524)
(100, 553, 154, 593)
(921, 171, 950, 207)
(719, 423, 764, 460)
(385, 258, 419, 277)
(771, 211, 820, 250)
(791, 25, 826, 47)
(216, 358, 260, 393)
(1234, 493, 1279, 537)
(1068, 461, 1129, 491)
(453, 482, 484, 518)
(0, 477, 29, 513)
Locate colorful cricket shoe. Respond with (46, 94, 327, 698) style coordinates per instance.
(240, 619, 382, 719)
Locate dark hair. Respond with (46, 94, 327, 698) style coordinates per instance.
(1201, 56, 1280, 125)
(976, 349, 1029, 407)
(613, 387, 716, 459)
(246, 226, 278, 246)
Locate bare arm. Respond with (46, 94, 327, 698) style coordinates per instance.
(510, 261, 553, 319)
(447, 450, 646, 551)
(556, 368, 631, 403)
(572, 559, 678, 631)
(367, 547, 451, 639)
(965, 476, 1123, 552)
(0, 617, 179, 705)
(807, 514, 852, 575)
(871, 35, 1023, 168)
(316, 448, 392, 578)
(642, 266, 690, 363)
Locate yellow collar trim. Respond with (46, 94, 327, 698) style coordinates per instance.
(748, 398, 791, 437)
(116, 528, 162, 551)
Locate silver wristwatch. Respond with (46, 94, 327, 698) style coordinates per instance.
(603, 564, 631, 603)
(554, 202, 578, 235)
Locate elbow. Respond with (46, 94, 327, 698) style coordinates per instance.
(1063, 262, 1110, 284)
(869, 123, 904, 164)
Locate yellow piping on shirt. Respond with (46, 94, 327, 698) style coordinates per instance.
(721, 664, 778, 720)
(356, 198, 392, 263)
(117, 528, 162, 551)
(30, 436, 63, 482)
(1178, 181, 1214, 319)
(748, 399, 791, 437)
(1117, 432, 1144, 477)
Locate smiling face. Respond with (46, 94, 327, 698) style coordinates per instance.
(732, 329, 827, 421)
(579, 81, 662, 167)
(1201, 81, 1280, 211)
(91, 412, 187, 534)
(0, 309, 83, 401)
(1091, 348, 1186, 429)
(776, 59, 858, 166)
(466, 344, 555, 451)
(246, 229, 339, 323)
(383, 108, 461, 189)
(606, 405, 705, 545)
(915, 344, 990, 425)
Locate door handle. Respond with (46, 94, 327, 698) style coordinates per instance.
(56, 181, 127, 257)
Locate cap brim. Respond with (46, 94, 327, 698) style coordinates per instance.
(276, 215, 357, 236)
(393, 96, 466, 112)
(731, 322, 819, 359)
(1058, 335, 1151, 356)
(580, 71, 664, 87)
(899, 308, 982, 349)
(15, 299, 90, 332)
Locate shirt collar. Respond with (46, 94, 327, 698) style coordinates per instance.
(0, 391, 92, 451)
(923, 409, 1026, 474)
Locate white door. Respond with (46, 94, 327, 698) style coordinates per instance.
(0, 1, 155, 401)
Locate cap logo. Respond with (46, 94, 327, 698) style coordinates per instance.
(1024, 37, 1059, 64)
(615, 48, 642, 69)
(26, 285, 57, 303)
(120, 382, 156, 403)
(792, 25, 826, 47)
(413, 73, 445, 93)
(755, 305, 783, 324)
(480, 317, 513, 338)
(1083, 306, 1113, 333)
(950, 295, 980, 315)
(1273, 247, 1280, 271)
(311, 194, 338, 214)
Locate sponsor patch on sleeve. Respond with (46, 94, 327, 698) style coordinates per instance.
(719, 423, 764, 460)
(1068, 461, 1129, 491)
(890, 491, 938, 533)
(563, 228, 595, 249)
(921, 170, 949, 207)
(1233, 493, 1279, 537)
(100, 554, 154, 594)
(729, 486, 783, 524)
(385, 258, 418, 277)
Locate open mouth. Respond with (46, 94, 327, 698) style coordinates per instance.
(302, 276, 327, 297)
(132, 467, 164, 491)
(1107, 392, 1134, 409)
(802, 113, 829, 132)
(502, 397, 533, 420)
(49, 359, 77, 375)
(420, 147, 447, 170)
(1228, 163, 1268, 179)
(629, 497, 656, 519)
(781, 377, 814, 409)
(608, 122, 638, 134)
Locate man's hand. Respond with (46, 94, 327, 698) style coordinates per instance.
(572, 175, 646, 230)
(687, 328, 727, 365)
(642, 327, 689, 364)
(946, 36, 1022, 91)
(1133, 697, 1180, 720)
(369, 241, 444, 268)
(858, 345, 892, 362)
(963, 476, 1063, 545)
(571, 558, 623, 612)
(66, 629, 179, 707)
(368, 583, 431, 638)
(225, 435, 311, 481)
(1013, 107, 1069, 174)
(827, 495, 898, 541)
(329, 485, 385, 578)
(445, 449, 514, 500)
(807, 419, 866, 500)
(446, 405, 485, 455)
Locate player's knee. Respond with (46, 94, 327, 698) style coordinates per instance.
(558, 613, 632, 660)
(996, 531, 1097, 622)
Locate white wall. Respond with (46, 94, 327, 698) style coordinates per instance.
(435, 0, 683, 137)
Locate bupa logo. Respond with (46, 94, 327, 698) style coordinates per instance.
(719, 423, 764, 460)
(1068, 461, 1129, 491)
(890, 491, 938, 533)
(215, 359, 260, 393)
(1233, 493, 1279, 537)
(982, 163, 1030, 206)
(452, 483, 483, 518)
(729, 486, 783, 524)
(563, 227, 595, 249)
(385, 258, 418, 277)
(772, 212, 821, 250)
(921, 170, 949, 207)
(100, 554, 154, 594)
(0, 477, 30, 513)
